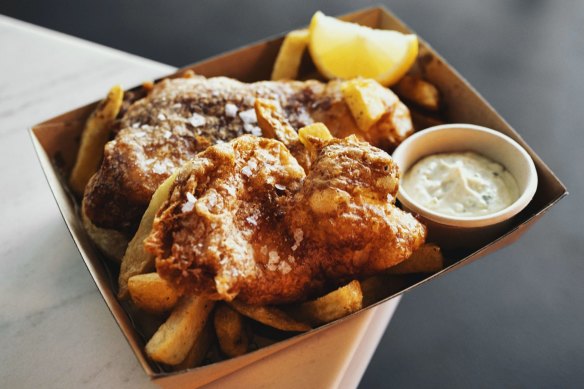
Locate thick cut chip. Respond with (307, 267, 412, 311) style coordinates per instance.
(175, 319, 214, 370)
(271, 29, 309, 80)
(214, 304, 249, 358)
(118, 171, 178, 299)
(229, 300, 311, 332)
(254, 98, 300, 145)
(81, 201, 129, 262)
(254, 98, 311, 171)
(145, 295, 215, 365)
(292, 280, 363, 325)
(128, 272, 180, 314)
(394, 75, 441, 111)
(297, 122, 333, 157)
(387, 243, 444, 274)
(70, 85, 123, 195)
(309, 11, 418, 86)
(342, 78, 400, 131)
(360, 275, 389, 307)
(360, 275, 409, 307)
(298, 122, 333, 143)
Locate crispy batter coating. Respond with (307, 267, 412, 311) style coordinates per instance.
(286, 135, 425, 275)
(145, 135, 425, 305)
(83, 76, 412, 236)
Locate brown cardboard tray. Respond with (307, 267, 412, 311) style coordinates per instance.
(30, 6, 567, 388)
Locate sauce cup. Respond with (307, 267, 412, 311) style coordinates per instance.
(391, 123, 538, 249)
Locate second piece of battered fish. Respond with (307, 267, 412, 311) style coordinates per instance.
(145, 135, 425, 305)
(83, 76, 413, 240)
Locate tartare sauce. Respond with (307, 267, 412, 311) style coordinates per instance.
(402, 152, 519, 217)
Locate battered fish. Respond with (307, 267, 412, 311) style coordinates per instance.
(145, 135, 426, 305)
(83, 76, 413, 241)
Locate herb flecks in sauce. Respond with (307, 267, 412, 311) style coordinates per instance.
(402, 152, 519, 217)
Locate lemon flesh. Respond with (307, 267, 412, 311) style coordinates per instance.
(309, 11, 418, 86)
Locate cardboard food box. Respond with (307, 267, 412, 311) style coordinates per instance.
(30, 6, 567, 388)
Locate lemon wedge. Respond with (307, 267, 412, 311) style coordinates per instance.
(308, 11, 418, 86)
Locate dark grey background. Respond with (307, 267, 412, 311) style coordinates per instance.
(2, 0, 582, 387)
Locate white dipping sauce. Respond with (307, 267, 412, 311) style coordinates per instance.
(401, 151, 519, 217)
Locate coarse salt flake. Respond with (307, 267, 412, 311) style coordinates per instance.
(291, 228, 304, 251)
(223, 185, 236, 196)
(181, 192, 196, 213)
(174, 125, 188, 135)
(207, 192, 217, 207)
(267, 263, 278, 272)
(241, 166, 252, 177)
(225, 103, 238, 118)
(269, 251, 280, 263)
(239, 109, 257, 124)
(244, 96, 255, 106)
(250, 126, 263, 137)
(181, 201, 195, 213)
(189, 113, 206, 127)
(278, 261, 292, 274)
(266, 251, 281, 272)
(152, 162, 166, 174)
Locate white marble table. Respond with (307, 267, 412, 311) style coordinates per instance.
(0, 15, 400, 388)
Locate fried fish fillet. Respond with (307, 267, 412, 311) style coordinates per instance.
(83, 76, 413, 242)
(145, 135, 425, 305)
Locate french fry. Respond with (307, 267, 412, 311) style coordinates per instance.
(128, 273, 180, 314)
(118, 171, 178, 299)
(387, 243, 444, 274)
(69, 85, 123, 195)
(271, 29, 309, 80)
(293, 280, 363, 325)
(298, 122, 333, 144)
(360, 275, 390, 308)
(248, 333, 278, 350)
(175, 319, 214, 370)
(254, 98, 299, 145)
(229, 300, 310, 332)
(341, 78, 399, 131)
(145, 295, 215, 365)
(361, 274, 415, 307)
(81, 200, 128, 262)
(394, 75, 441, 111)
(255, 98, 311, 171)
(297, 122, 333, 159)
(214, 303, 249, 358)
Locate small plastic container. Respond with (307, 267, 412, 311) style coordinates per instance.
(392, 124, 538, 249)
